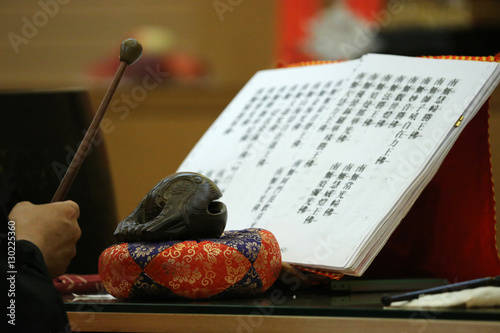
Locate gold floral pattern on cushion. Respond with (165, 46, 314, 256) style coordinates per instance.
(98, 243, 142, 299)
(146, 240, 251, 299)
(253, 229, 282, 290)
(98, 229, 281, 300)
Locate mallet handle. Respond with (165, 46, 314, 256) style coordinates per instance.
(52, 61, 128, 202)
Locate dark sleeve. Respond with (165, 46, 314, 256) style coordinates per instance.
(5, 240, 71, 333)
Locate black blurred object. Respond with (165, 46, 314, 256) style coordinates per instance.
(379, 27, 500, 57)
(0, 90, 117, 274)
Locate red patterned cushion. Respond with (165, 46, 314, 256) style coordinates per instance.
(98, 228, 281, 300)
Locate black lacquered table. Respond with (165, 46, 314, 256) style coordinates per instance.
(64, 282, 500, 333)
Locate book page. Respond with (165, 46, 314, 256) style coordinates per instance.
(178, 55, 499, 275)
(179, 60, 359, 190)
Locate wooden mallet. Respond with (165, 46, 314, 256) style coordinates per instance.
(52, 38, 143, 202)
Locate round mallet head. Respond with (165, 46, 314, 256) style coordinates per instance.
(120, 38, 143, 65)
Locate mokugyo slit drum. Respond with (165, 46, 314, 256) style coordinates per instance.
(99, 173, 281, 300)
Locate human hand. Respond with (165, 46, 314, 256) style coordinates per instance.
(9, 201, 81, 278)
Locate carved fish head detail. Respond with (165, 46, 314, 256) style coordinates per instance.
(114, 172, 227, 242)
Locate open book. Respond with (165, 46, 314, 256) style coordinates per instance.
(177, 54, 500, 276)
